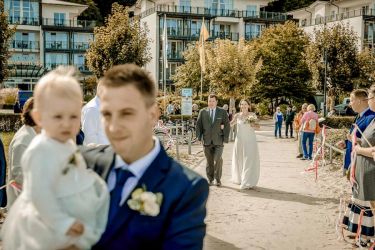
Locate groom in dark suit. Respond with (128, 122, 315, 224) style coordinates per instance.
(196, 94, 230, 186)
(79, 64, 209, 250)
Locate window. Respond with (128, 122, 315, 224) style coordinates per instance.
(54, 13, 66, 26)
(246, 5, 257, 17)
(45, 32, 68, 49)
(179, 0, 191, 12)
(45, 53, 68, 69)
(73, 33, 93, 49)
(245, 23, 264, 40)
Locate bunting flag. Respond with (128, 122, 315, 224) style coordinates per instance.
(162, 15, 168, 69)
(199, 20, 209, 72)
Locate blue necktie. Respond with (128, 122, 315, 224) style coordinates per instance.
(108, 168, 134, 223)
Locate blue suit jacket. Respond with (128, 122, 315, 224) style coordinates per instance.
(81, 144, 209, 250)
(344, 109, 375, 169)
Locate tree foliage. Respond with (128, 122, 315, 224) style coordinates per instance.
(266, 0, 315, 12)
(205, 38, 262, 98)
(0, 1, 15, 87)
(305, 23, 359, 93)
(67, 0, 102, 23)
(355, 48, 375, 88)
(171, 43, 210, 97)
(86, 3, 151, 78)
(254, 21, 312, 102)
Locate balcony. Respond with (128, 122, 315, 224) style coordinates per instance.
(300, 8, 375, 27)
(45, 63, 69, 70)
(45, 41, 69, 50)
(245, 32, 261, 41)
(42, 18, 96, 30)
(155, 5, 212, 18)
(242, 11, 287, 22)
(11, 40, 40, 50)
(76, 64, 90, 72)
(8, 16, 39, 25)
(167, 52, 184, 61)
(73, 42, 90, 50)
(210, 31, 239, 41)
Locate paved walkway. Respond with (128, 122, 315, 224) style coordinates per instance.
(192, 120, 350, 250)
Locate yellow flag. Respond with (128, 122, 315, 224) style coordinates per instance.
(199, 21, 209, 72)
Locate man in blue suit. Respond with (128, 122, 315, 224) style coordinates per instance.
(338, 89, 375, 175)
(80, 64, 209, 250)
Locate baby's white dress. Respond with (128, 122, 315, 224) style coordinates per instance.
(1, 133, 109, 250)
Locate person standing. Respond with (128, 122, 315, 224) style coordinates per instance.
(196, 94, 230, 186)
(81, 83, 109, 145)
(81, 64, 209, 250)
(273, 107, 283, 138)
(285, 106, 295, 138)
(300, 104, 319, 160)
(294, 103, 308, 158)
(230, 99, 260, 189)
(337, 89, 375, 175)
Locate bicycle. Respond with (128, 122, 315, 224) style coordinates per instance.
(153, 120, 175, 151)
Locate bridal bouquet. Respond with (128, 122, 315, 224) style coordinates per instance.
(245, 114, 258, 124)
(245, 114, 259, 129)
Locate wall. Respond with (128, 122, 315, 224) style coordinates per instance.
(143, 12, 158, 84)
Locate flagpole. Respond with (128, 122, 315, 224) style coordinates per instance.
(163, 14, 167, 115)
(200, 17, 205, 101)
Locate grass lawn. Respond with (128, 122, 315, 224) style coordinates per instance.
(1, 132, 15, 165)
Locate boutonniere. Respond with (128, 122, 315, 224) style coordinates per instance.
(127, 185, 163, 217)
(62, 150, 80, 175)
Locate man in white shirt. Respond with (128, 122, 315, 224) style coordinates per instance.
(81, 84, 109, 145)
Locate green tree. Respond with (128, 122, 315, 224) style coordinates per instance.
(67, 0, 103, 23)
(171, 43, 210, 97)
(305, 23, 359, 94)
(86, 3, 151, 78)
(254, 21, 312, 104)
(0, 1, 16, 88)
(355, 48, 375, 88)
(205, 38, 262, 106)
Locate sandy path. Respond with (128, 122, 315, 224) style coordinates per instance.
(193, 121, 352, 250)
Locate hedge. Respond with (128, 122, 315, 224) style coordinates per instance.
(0, 113, 22, 132)
(322, 116, 356, 129)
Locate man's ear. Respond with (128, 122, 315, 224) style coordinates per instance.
(31, 109, 42, 127)
(149, 103, 159, 122)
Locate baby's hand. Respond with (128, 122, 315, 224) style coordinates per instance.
(66, 220, 84, 237)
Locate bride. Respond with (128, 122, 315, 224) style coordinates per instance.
(231, 99, 260, 189)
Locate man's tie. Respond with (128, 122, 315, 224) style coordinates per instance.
(108, 168, 134, 223)
(210, 109, 214, 124)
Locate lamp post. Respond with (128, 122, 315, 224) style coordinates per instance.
(323, 48, 328, 117)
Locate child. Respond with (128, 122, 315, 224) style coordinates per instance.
(1, 66, 109, 250)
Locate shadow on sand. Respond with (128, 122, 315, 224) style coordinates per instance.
(220, 185, 339, 206)
(204, 234, 241, 250)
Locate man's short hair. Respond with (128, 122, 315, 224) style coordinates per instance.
(98, 64, 156, 107)
(21, 97, 36, 127)
(208, 94, 217, 101)
(351, 89, 368, 99)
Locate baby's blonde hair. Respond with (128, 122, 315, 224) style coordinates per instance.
(34, 66, 83, 110)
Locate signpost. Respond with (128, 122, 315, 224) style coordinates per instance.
(181, 88, 193, 116)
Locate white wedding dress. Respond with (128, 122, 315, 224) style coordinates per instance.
(231, 114, 260, 189)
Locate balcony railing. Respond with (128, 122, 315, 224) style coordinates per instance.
(45, 63, 69, 70)
(210, 31, 239, 41)
(140, 5, 286, 21)
(11, 40, 40, 50)
(167, 53, 184, 60)
(45, 41, 69, 50)
(76, 64, 90, 72)
(245, 32, 261, 40)
(242, 11, 287, 21)
(301, 8, 375, 27)
(8, 16, 39, 25)
(73, 42, 90, 50)
(42, 18, 96, 29)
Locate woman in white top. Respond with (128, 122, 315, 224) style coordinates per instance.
(6, 97, 40, 208)
(2, 67, 109, 250)
(230, 99, 260, 189)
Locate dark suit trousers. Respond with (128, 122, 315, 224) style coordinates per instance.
(204, 144, 223, 182)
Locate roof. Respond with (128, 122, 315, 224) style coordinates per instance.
(42, 0, 87, 8)
(288, 0, 329, 15)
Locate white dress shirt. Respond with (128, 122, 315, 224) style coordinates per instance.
(107, 137, 161, 206)
(81, 96, 109, 145)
